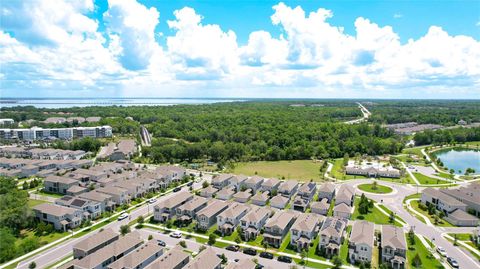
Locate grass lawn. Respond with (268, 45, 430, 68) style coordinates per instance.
(330, 159, 356, 180)
(410, 200, 455, 227)
(406, 235, 444, 269)
(28, 199, 49, 207)
(403, 193, 421, 204)
(352, 197, 401, 226)
(37, 189, 64, 198)
(278, 233, 299, 255)
(377, 204, 406, 224)
(15, 229, 69, 251)
(402, 146, 427, 157)
(413, 173, 451, 185)
(231, 160, 324, 181)
(357, 183, 393, 194)
(448, 233, 472, 241)
(340, 226, 352, 264)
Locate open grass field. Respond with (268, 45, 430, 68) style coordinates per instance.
(358, 183, 393, 194)
(406, 235, 444, 269)
(231, 160, 324, 181)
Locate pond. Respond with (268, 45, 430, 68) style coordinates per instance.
(434, 149, 480, 174)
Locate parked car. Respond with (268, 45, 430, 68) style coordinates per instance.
(170, 231, 182, 238)
(243, 248, 257, 256)
(156, 239, 166, 247)
(259, 252, 273, 259)
(436, 246, 447, 257)
(226, 245, 240, 252)
(173, 187, 181, 192)
(187, 181, 193, 186)
(234, 258, 239, 262)
(255, 264, 264, 269)
(447, 257, 459, 268)
(277, 256, 292, 263)
(117, 213, 129, 221)
(148, 198, 157, 204)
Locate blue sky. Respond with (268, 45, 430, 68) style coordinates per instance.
(1, 0, 479, 98)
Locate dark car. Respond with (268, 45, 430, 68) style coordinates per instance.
(259, 252, 274, 259)
(226, 245, 240, 252)
(277, 255, 292, 263)
(255, 264, 264, 269)
(156, 239, 166, 247)
(243, 248, 257, 256)
(187, 181, 193, 186)
(447, 257, 459, 268)
(173, 187, 181, 192)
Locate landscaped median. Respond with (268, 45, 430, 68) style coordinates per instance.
(139, 223, 346, 269)
(357, 183, 393, 194)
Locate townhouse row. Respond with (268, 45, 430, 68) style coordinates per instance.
(153, 191, 407, 268)
(207, 174, 356, 218)
(421, 184, 480, 227)
(0, 146, 87, 160)
(32, 164, 188, 231)
(0, 125, 112, 140)
(0, 157, 93, 178)
(61, 228, 261, 269)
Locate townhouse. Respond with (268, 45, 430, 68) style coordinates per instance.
(233, 189, 253, 203)
(318, 182, 336, 202)
(225, 259, 256, 269)
(144, 246, 190, 269)
(71, 232, 143, 269)
(421, 188, 468, 214)
(55, 195, 102, 220)
(154, 165, 187, 188)
(381, 225, 407, 269)
(113, 180, 146, 198)
(335, 185, 355, 207)
(79, 191, 115, 212)
(441, 183, 480, 217)
(349, 220, 375, 264)
(153, 191, 193, 222)
(107, 240, 164, 269)
(243, 175, 264, 192)
(311, 198, 330, 216)
(44, 175, 79, 194)
(106, 139, 137, 161)
(73, 229, 119, 259)
(33, 203, 83, 231)
(333, 203, 353, 219)
(216, 187, 235, 201)
(250, 191, 270, 206)
(217, 202, 250, 236)
(175, 196, 209, 225)
(318, 217, 348, 257)
(240, 206, 271, 240)
(96, 186, 131, 205)
(185, 247, 221, 269)
(228, 175, 248, 191)
(263, 210, 298, 248)
(278, 179, 299, 198)
(196, 200, 229, 231)
(211, 174, 235, 189)
(270, 194, 290, 209)
(67, 185, 88, 196)
(261, 178, 281, 192)
(290, 213, 322, 251)
(198, 185, 219, 198)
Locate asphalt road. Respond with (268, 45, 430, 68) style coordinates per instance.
(344, 179, 480, 269)
(17, 180, 205, 269)
(138, 228, 294, 269)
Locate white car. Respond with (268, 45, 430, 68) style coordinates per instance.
(148, 198, 157, 204)
(436, 246, 447, 257)
(118, 213, 129, 221)
(170, 231, 182, 238)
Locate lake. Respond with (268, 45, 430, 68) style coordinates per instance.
(435, 149, 480, 174)
(0, 98, 245, 108)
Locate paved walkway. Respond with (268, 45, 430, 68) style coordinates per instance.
(401, 161, 420, 185)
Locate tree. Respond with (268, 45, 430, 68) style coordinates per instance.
(179, 240, 187, 248)
(148, 234, 153, 240)
(208, 234, 217, 245)
(0, 228, 17, 263)
(412, 253, 422, 268)
(120, 225, 130, 236)
(372, 181, 378, 190)
(300, 249, 308, 266)
(408, 227, 416, 245)
(389, 212, 396, 224)
(137, 216, 145, 226)
(220, 253, 227, 264)
(332, 255, 343, 269)
(28, 262, 36, 269)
